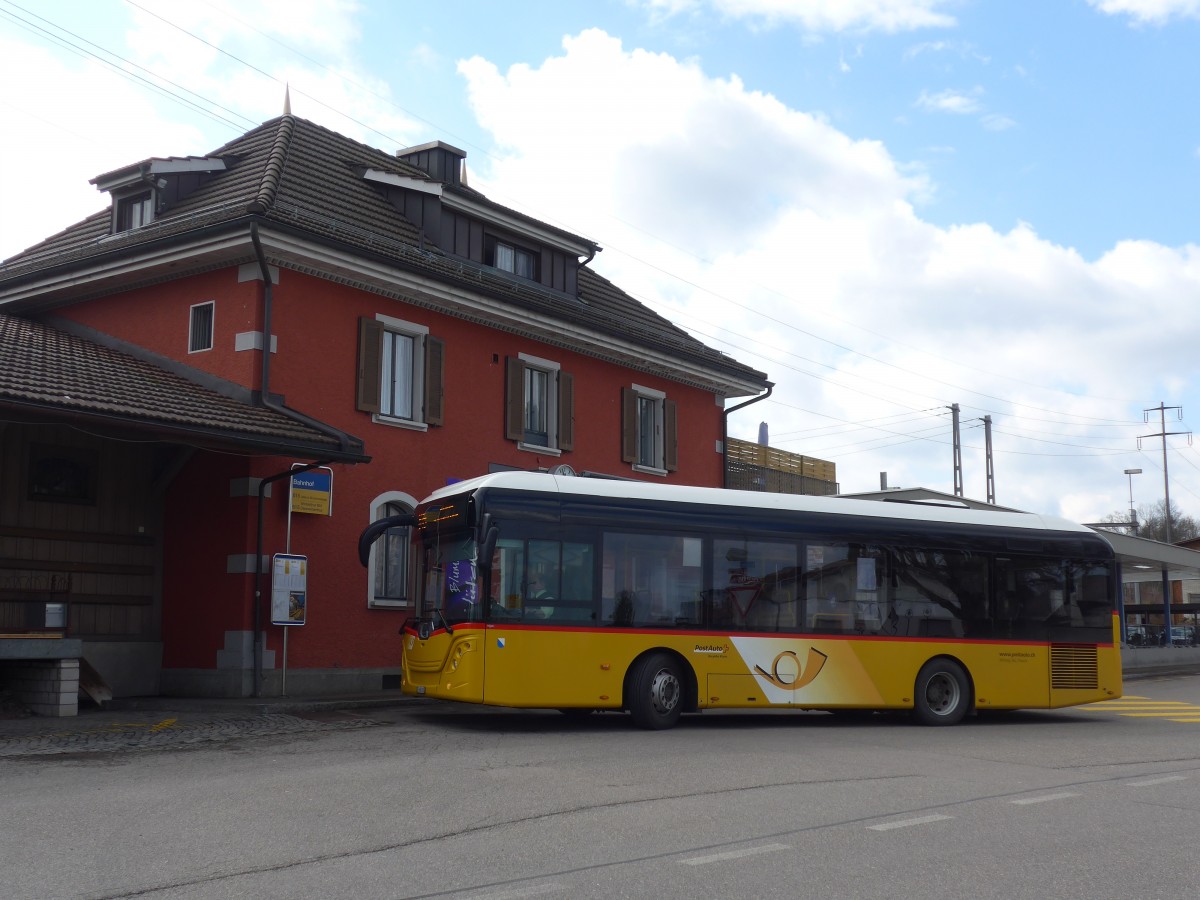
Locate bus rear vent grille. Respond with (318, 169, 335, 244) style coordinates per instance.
(406, 659, 443, 674)
(1050, 645, 1098, 690)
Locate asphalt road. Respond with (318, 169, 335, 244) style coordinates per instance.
(4, 675, 1200, 899)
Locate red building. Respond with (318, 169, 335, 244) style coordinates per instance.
(0, 116, 768, 708)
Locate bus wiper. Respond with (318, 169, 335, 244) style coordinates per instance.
(434, 608, 454, 635)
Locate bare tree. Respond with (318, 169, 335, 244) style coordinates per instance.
(1134, 499, 1199, 543)
(1095, 509, 1138, 534)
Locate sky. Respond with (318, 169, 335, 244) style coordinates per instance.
(3, 0, 1200, 526)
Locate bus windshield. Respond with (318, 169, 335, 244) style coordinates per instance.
(418, 532, 480, 626)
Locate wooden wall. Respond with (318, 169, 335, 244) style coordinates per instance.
(0, 422, 161, 641)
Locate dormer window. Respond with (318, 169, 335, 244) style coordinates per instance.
(487, 236, 538, 280)
(117, 191, 154, 231)
(91, 155, 228, 236)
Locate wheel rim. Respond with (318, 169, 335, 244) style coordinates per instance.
(925, 671, 960, 716)
(648, 667, 681, 715)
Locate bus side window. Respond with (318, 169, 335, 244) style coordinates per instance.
(1076, 563, 1113, 626)
(713, 538, 798, 632)
(804, 543, 853, 632)
(602, 532, 702, 627)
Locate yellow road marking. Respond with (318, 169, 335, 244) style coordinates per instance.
(1071, 695, 1200, 724)
(1118, 715, 1200, 724)
(1088, 699, 1186, 706)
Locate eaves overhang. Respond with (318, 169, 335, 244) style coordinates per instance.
(254, 228, 764, 398)
(90, 156, 229, 193)
(361, 169, 443, 197)
(0, 397, 370, 465)
(0, 217, 765, 398)
(0, 216, 256, 311)
(362, 168, 598, 259)
(1093, 529, 1200, 582)
(440, 190, 599, 259)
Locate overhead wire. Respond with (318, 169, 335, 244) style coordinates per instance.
(2, 2, 1181, 476)
(0, 1, 256, 133)
(91, 1, 1154, 439)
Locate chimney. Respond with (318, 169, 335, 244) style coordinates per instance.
(396, 140, 467, 187)
(757, 421, 769, 446)
(880, 472, 888, 490)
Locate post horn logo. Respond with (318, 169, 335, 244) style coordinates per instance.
(754, 647, 829, 690)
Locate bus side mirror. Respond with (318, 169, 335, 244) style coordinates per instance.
(358, 514, 417, 567)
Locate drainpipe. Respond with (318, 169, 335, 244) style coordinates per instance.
(249, 224, 356, 450)
(247, 223, 353, 696)
(722, 384, 773, 489)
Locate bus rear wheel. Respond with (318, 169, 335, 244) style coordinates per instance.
(628, 653, 684, 730)
(913, 659, 971, 726)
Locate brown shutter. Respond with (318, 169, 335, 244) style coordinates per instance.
(424, 335, 445, 426)
(621, 387, 637, 463)
(356, 317, 383, 413)
(664, 398, 678, 472)
(557, 371, 574, 451)
(505, 357, 525, 441)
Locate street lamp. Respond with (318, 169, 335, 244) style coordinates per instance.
(1124, 468, 1142, 534)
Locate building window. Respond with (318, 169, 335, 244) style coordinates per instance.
(506, 354, 573, 453)
(487, 236, 539, 280)
(367, 494, 416, 608)
(116, 191, 153, 231)
(356, 315, 444, 429)
(189, 301, 214, 353)
(622, 385, 678, 474)
(382, 330, 416, 420)
(27, 444, 98, 505)
(524, 366, 550, 446)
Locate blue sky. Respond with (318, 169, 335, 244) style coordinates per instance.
(3, 0, 1200, 526)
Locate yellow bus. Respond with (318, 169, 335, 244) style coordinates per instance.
(360, 472, 1122, 728)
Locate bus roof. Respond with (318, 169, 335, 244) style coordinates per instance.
(423, 472, 1097, 536)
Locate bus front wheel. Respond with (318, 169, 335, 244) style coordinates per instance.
(913, 659, 971, 726)
(628, 653, 684, 730)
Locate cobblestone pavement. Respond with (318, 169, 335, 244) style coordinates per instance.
(0, 711, 394, 758)
(0, 698, 408, 758)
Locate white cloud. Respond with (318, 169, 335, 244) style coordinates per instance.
(903, 39, 990, 64)
(3, 6, 1197, 524)
(980, 113, 1016, 131)
(0, 33, 208, 258)
(122, 0, 416, 145)
(1087, 0, 1200, 24)
(916, 87, 983, 115)
(0, 0, 423, 259)
(459, 30, 1200, 519)
(638, 0, 957, 32)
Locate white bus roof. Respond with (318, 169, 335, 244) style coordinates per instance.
(424, 472, 1096, 536)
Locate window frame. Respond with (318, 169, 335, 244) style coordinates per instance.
(116, 190, 154, 232)
(506, 353, 573, 453)
(486, 235, 540, 281)
(356, 315, 444, 430)
(189, 301, 214, 354)
(366, 492, 418, 609)
(622, 384, 678, 474)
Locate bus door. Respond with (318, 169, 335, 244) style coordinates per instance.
(483, 533, 602, 706)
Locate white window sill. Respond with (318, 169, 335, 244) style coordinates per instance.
(632, 464, 668, 477)
(373, 414, 428, 432)
(368, 599, 412, 610)
(518, 442, 561, 456)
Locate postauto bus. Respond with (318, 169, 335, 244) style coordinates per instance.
(359, 472, 1122, 729)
